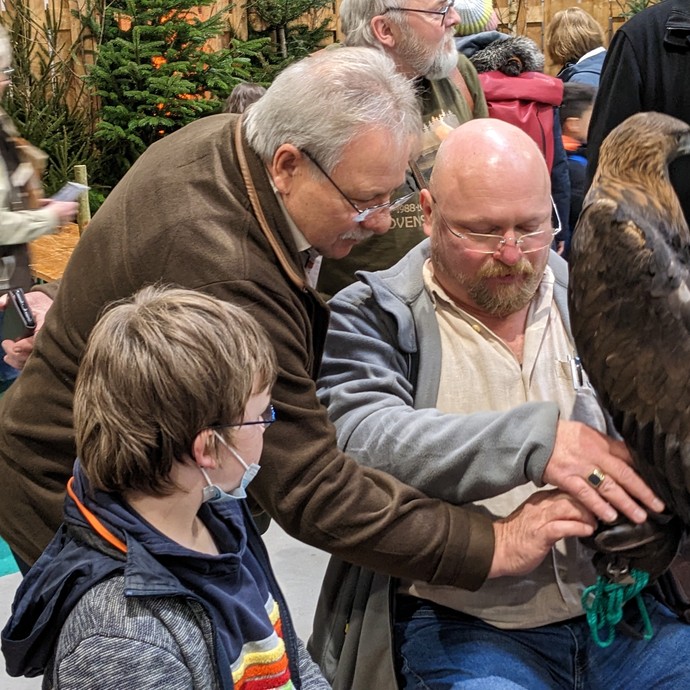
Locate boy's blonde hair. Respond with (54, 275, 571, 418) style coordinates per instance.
(545, 8, 605, 66)
(74, 285, 277, 496)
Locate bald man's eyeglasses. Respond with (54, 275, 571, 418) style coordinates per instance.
(432, 197, 562, 254)
(383, 0, 455, 25)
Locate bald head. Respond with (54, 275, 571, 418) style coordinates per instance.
(430, 119, 550, 204)
(420, 118, 554, 319)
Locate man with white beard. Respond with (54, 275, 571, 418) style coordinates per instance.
(317, 0, 489, 298)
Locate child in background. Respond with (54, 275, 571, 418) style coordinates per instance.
(559, 82, 597, 258)
(2, 285, 329, 690)
(545, 8, 606, 87)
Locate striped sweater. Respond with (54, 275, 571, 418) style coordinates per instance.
(46, 576, 326, 690)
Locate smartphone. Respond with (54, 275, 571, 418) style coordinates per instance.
(2, 288, 36, 341)
(51, 181, 89, 203)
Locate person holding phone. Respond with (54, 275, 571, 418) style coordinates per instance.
(0, 25, 77, 392)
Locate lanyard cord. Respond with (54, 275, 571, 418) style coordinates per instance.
(66, 476, 127, 554)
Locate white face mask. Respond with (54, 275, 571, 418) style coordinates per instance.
(199, 432, 261, 502)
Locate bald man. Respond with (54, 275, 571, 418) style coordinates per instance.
(309, 119, 690, 690)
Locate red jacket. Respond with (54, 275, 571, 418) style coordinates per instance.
(478, 71, 564, 170)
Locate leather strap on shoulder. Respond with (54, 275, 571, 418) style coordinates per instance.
(234, 118, 308, 291)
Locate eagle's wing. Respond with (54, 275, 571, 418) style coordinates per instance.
(569, 192, 690, 524)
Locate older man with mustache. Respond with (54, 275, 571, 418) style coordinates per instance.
(309, 118, 687, 689)
(0, 48, 476, 583)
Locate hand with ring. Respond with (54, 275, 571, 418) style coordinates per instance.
(541, 420, 665, 525)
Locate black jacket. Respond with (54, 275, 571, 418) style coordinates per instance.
(587, 0, 690, 222)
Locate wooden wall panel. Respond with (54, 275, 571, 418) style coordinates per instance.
(494, 0, 631, 73)
(1, 1, 633, 86)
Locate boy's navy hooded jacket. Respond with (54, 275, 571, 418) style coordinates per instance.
(1, 461, 305, 689)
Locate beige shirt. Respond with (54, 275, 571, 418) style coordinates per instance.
(404, 260, 604, 629)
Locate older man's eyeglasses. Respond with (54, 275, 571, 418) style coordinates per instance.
(301, 150, 414, 223)
(383, 0, 455, 25)
(210, 404, 276, 431)
(432, 197, 562, 254)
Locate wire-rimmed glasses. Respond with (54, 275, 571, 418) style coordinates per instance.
(210, 404, 276, 431)
(382, 0, 455, 25)
(301, 150, 414, 223)
(433, 197, 562, 254)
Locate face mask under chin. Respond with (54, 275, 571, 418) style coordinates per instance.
(199, 432, 261, 502)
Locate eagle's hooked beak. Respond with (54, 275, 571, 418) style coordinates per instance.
(677, 131, 690, 157)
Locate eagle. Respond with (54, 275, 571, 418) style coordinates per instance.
(568, 112, 690, 582)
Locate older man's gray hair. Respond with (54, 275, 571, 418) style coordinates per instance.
(340, 0, 397, 49)
(244, 46, 421, 174)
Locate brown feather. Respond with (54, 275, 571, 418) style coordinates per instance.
(569, 112, 690, 526)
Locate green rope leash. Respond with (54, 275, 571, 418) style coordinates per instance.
(581, 568, 653, 648)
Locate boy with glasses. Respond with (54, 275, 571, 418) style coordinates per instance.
(3, 285, 329, 689)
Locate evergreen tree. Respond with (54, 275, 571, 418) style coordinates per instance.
(78, 0, 268, 189)
(247, 0, 334, 61)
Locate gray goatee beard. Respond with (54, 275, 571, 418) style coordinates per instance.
(398, 30, 457, 80)
(425, 39, 459, 80)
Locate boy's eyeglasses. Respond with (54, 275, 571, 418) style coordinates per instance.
(210, 404, 276, 431)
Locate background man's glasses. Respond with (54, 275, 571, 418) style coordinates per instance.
(383, 0, 455, 25)
(301, 149, 414, 222)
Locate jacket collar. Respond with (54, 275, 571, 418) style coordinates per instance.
(666, 0, 690, 50)
(1, 464, 249, 678)
(234, 117, 311, 292)
(353, 240, 570, 351)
